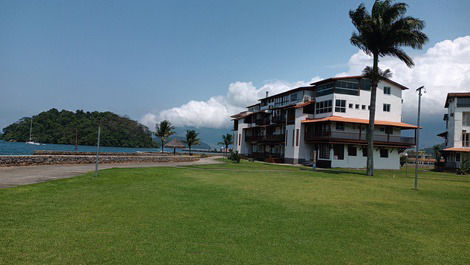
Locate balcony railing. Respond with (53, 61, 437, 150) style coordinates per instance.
(251, 152, 283, 160)
(255, 118, 270, 126)
(305, 130, 415, 145)
(245, 134, 286, 142)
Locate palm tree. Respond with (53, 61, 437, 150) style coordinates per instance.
(155, 120, 175, 153)
(183, 130, 200, 155)
(349, 0, 428, 176)
(218, 134, 233, 157)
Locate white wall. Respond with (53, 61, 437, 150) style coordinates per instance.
(332, 80, 402, 122)
(331, 145, 400, 170)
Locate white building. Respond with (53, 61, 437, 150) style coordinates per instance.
(231, 76, 418, 169)
(439, 93, 470, 168)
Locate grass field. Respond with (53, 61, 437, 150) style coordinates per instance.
(1, 159, 469, 265)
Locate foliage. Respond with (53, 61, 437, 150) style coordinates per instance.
(349, 0, 428, 176)
(218, 134, 233, 155)
(155, 120, 175, 152)
(456, 160, 470, 175)
(0, 108, 156, 148)
(228, 150, 241, 163)
(1, 162, 469, 264)
(183, 130, 200, 155)
(400, 155, 407, 166)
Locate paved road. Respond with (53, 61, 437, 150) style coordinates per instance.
(0, 156, 223, 188)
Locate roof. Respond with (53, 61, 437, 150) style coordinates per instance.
(246, 103, 260, 108)
(437, 131, 448, 138)
(230, 111, 252, 119)
(301, 116, 418, 129)
(310, 75, 410, 90)
(444, 92, 470, 107)
(442, 147, 470, 153)
(294, 100, 315, 109)
(258, 86, 314, 102)
(166, 138, 185, 148)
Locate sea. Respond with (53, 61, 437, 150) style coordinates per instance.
(0, 140, 164, 155)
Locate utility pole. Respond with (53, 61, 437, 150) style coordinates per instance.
(414, 86, 424, 190)
(95, 124, 101, 177)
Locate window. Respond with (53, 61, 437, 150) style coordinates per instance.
(362, 105, 366, 110)
(384, 86, 391, 95)
(383, 104, 391, 112)
(380, 149, 389, 158)
(238, 134, 241, 146)
(336, 122, 345, 131)
(349, 103, 353, 109)
(333, 144, 344, 160)
(362, 147, 368, 157)
(463, 112, 470, 126)
(463, 132, 470, 147)
(385, 127, 393, 135)
(335, 99, 346, 113)
(456, 153, 461, 162)
(296, 129, 300, 146)
(319, 144, 330, 159)
(457, 98, 470, 107)
(290, 93, 298, 102)
(348, 146, 357, 156)
(315, 100, 333, 114)
(292, 129, 295, 146)
(355, 104, 360, 109)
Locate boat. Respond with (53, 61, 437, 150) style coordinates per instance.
(25, 117, 41, 145)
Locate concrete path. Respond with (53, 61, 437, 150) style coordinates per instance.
(0, 156, 223, 188)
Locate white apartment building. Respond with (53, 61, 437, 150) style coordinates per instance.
(231, 76, 418, 169)
(439, 93, 470, 168)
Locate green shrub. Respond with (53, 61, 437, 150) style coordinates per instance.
(228, 150, 241, 163)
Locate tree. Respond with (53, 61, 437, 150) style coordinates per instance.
(155, 120, 175, 153)
(218, 134, 233, 157)
(183, 130, 200, 155)
(349, 0, 428, 176)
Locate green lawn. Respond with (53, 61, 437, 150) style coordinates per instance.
(1, 160, 469, 265)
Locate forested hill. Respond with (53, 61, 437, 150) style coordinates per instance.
(1, 109, 157, 148)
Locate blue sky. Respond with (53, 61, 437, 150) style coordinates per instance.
(1, 0, 470, 146)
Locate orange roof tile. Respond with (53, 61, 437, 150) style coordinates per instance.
(301, 116, 418, 129)
(442, 147, 470, 153)
(294, 100, 315, 109)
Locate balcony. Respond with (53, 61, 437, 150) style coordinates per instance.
(304, 131, 415, 146)
(271, 116, 286, 124)
(250, 152, 284, 162)
(255, 118, 270, 126)
(245, 134, 286, 142)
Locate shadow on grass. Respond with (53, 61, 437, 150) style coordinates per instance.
(317, 169, 367, 176)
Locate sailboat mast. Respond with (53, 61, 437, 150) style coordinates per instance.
(29, 117, 33, 142)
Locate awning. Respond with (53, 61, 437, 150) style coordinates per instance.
(301, 116, 418, 129)
(442, 147, 470, 153)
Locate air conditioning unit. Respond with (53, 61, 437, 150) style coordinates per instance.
(303, 95, 311, 102)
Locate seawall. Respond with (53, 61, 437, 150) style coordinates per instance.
(0, 155, 199, 167)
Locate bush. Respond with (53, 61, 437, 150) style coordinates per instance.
(228, 150, 241, 163)
(200, 153, 208, 158)
(457, 160, 470, 175)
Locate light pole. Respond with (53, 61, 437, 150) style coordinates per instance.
(414, 86, 424, 190)
(95, 123, 101, 177)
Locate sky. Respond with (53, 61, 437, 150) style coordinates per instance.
(1, 0, 470, 147)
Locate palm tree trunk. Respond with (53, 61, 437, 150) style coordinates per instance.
(161, 139, 164, 153)
(367, 53, 379, 176)
(189, 145, 192, 156)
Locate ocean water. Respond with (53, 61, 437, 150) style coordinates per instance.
(0, 140, 164, 155)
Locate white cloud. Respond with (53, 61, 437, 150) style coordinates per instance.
(141, 78, 320, 129)
(142, 36, 470, 129)
(339, 36, 470, 118)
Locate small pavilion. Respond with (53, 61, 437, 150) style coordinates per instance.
(166, 138, 185, 155)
